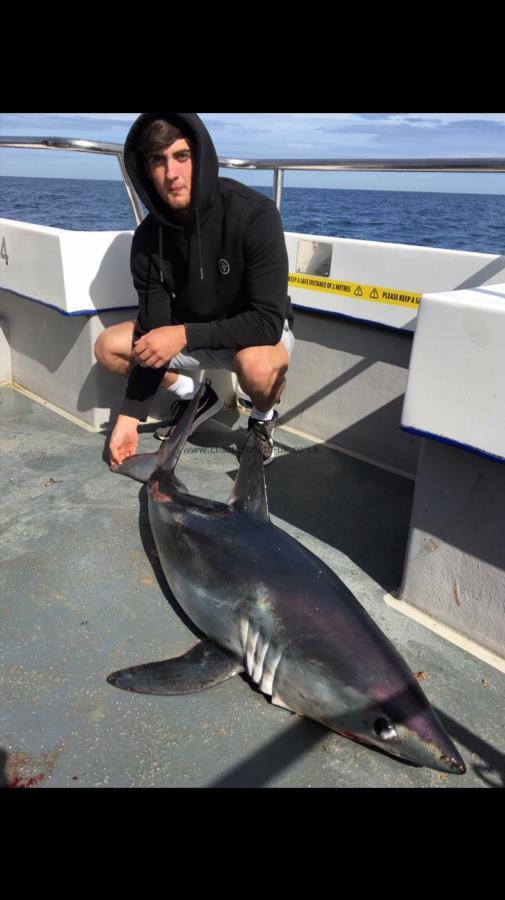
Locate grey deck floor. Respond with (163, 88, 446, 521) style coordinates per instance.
(1, 386, 504, 789)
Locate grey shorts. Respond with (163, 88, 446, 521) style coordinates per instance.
(168, 319, 295, 372)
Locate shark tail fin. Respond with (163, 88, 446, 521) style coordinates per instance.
(227, 428, 270, 522)
(112, 452, 159, 483)
(155, 381, 206, 474)
(111, 382, 206, 482)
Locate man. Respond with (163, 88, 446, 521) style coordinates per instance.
(95, 113, 295, 467)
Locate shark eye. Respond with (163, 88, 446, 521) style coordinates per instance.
(373, 717, 398, 741)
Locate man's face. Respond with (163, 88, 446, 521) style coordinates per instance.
(145, 138, 192, 212)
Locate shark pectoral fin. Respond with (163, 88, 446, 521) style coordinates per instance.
(271, 691, 295, 713)
(111, 452, 159, 484)
(107, 640, 243, 695)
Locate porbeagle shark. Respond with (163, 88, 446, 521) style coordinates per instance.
(108, 385, 465, 774)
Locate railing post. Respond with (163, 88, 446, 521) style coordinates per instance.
(117, 155, 144, 225)
(273, 168, 284, 210)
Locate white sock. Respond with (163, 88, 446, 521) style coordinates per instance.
(166, 374, 198, 400)
(250, 406, 274, 422)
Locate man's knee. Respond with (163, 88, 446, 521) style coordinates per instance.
(94, 330, 108, 365)
(234, 345, 288, 394)
(94, 321, 135, 373)
(239, 360, 278, 393)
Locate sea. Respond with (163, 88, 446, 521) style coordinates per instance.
(1, 175, 505, 256)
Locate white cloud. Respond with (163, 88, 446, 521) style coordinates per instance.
(35, 113, 140, 121)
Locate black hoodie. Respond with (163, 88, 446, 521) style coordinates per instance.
(120, 112, 293, 420)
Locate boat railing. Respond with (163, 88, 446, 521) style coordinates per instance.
(0, 137, 144, 225)
(2, 136, 505, 225)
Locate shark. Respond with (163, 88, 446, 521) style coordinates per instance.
(108, 384, 465, 774)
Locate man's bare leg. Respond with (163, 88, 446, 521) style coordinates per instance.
(94, 321, 179, 386)
(233, 341, 289, 412)
(233, 341, 289, 464)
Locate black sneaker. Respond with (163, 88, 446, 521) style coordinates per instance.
(247, 411, 278, 466)
(154, 381, 224, 441)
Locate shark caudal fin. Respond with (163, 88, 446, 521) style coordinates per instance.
(111, 382, 206, 483)
(155, 381, 206, 474)
(227, 429, 270, 522)
(112, 452, 159, 483)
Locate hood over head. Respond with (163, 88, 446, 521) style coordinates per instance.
(123, 112, 219, 230)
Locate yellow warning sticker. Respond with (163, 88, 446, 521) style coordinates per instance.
(288, 273, 421, 309)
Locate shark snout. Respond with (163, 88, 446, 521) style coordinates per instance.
(439, 754, 466, 774)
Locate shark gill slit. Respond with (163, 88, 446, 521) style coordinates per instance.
(259, 644, 283, 696)
(252, 633, 270, 684)
(246, 625, 261, 676)
(240, 618, 282, 696)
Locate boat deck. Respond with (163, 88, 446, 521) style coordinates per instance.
(1, 385, 504, 788)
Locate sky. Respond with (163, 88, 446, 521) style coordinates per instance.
(1, 112, 505, 194)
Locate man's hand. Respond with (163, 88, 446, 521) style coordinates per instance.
(132, 325, 187, 369)
(109, 414, 139, 467)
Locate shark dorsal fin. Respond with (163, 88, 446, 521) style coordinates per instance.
(227, 429, 270, 522)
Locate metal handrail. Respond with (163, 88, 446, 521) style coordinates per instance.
(2, 136, 505, 219)
(218, 157, 505, 172)
(0, 137, 144, 224)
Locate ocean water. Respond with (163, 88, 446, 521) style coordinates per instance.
(1, 175, 505, 256)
